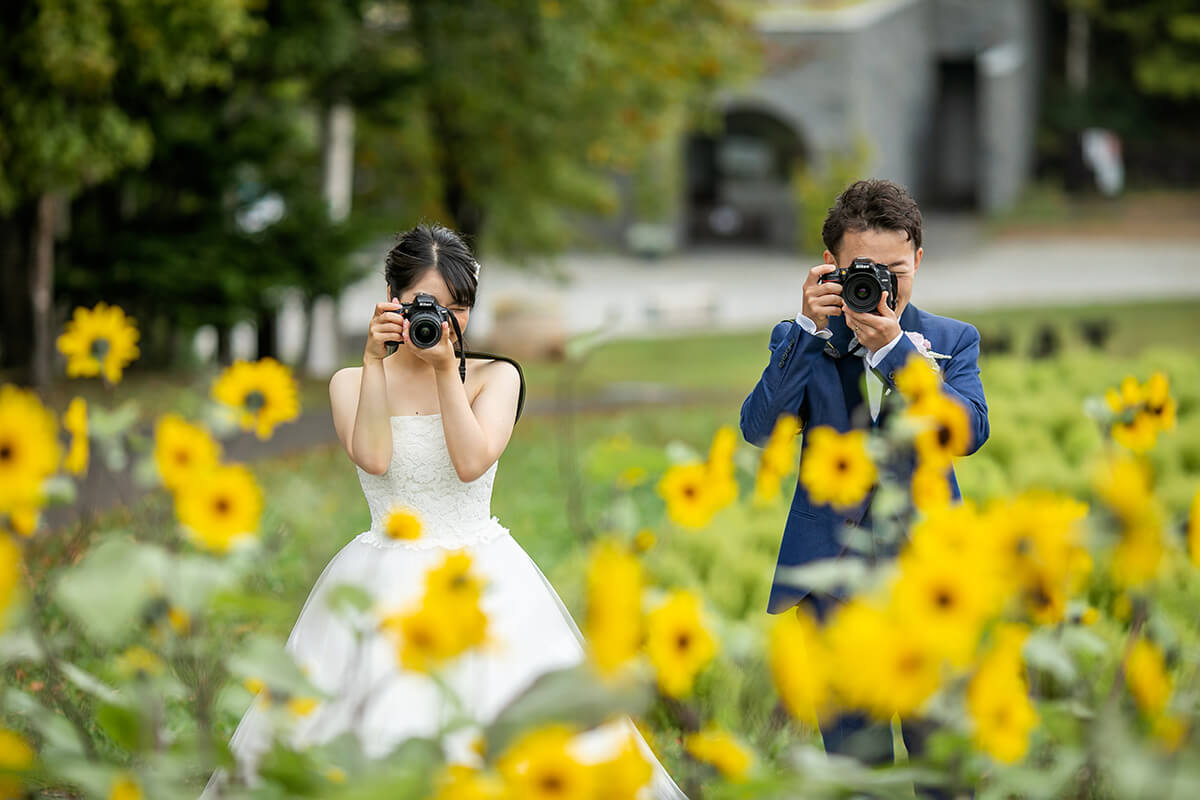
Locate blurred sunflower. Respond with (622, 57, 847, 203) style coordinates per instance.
(704, 426, 740, 511)
(894, 353, 941, 406)
(907, 503, 987, 562)
(1142, 372, 1176, 431)
(0, 385, 61, 524)
(425, 551, 486, 603)
(798, 427, 876, 510)
(1126, 637, 1172, 717)
(384, 507, 423, 541)
(909, 394, 971, 467)
(430, 764, 506, 800)
(989, 492, 1089, 622)
(760, 413, 800, 475)
(1104, 373, 1176, 453)
(154, 414, 222, 493)
(497, 725, 594, 800)
(684, 728, 754, 781)
(0, 727, 34, 772)
(769, 607, 828, 725)
(63, 397, 88, 476)
(56, 303, 140, 384)
(211, 357, 300, 440)
(657, 462, 719, 529)
(967, 629, 1037, 763)
(584, 539, 643, 676)
(1111, 517, 1165, 588)
(0, 536, 21, 632)
(1091, 453, 1155, 523)
(910, 462, 951, 513)
(594, 737, 652, 800)
(176, 464, 263, 553)
(383, 599, 469, 673)
(108, 774, 143, 800)
(115, 645, 165, 679)
(890, 550, 998, 667)
(645, 590, 717, 698)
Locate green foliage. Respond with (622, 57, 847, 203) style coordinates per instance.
(790, 135, 872, 256)
(1085, 0, 1200, 101)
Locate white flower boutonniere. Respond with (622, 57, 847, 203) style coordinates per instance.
(905, 331, 951, 371)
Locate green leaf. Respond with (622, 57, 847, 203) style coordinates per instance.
(53, 537, 167, 645)
(95, 701, 147, 752)
(325, 583, 375, 618)
(59, 661, 127, 707)
(225, 635, 322, 699)
(1023, 630, 1079, 684)
(0, 630, 42, 664)
(774, 558, 870, 595)
(484, 665, 652, 760)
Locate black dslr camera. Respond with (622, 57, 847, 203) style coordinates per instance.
(400, 292, 452, 349)
(818, 257, 897, 314)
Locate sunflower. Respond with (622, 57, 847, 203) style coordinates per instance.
(1104, 373, 1177, 453)
(383, 599, 469, 673)
(988, 492, 1089, 621)
(706, 426, 738, 477)
(0, 727, 34, 771)
(1091, 453, 1155, 523)
(890, 550, 998, 667)
(894, 353, 942, 406)
(1111, 518, 1165, 588)
(497, 725, 594, 800)
(752, 463, 784, 506)
(175, 464, 263, 553)
(154, 414, 222, 493)
(424, 551, 486, 604)
(1111, 411, 1159, 454)
(967, 647, 1038, 764)
(761, 413, 800, 475)
(59, 396, 89, 477)
(798, 427, 876, 510)
(594, 737, 652, 800)
(908, 394, 971, 467)
(684, 728, 754, 782)
(384, 507, 423, 541)
(769, 606, 828, 725)
(657, 462, 719, 530)
(56, 303, 140, 384)
(907, 502, 988, 563)
(108, 774, 143, 800)
(211, 357, 300, 440)
(826, 599, 941, 719)
(633, 528, 656, 553)
(645, 590, 717, 698)
(0, 536, 21, 632)
(430, 765, 506, 800)
(584, 539, 643, 676)
(1126, 637, 1172, 717)
(0, 385, 60, 520)
(911, 462, 951, 513)
(1143, 372, 1176, 431)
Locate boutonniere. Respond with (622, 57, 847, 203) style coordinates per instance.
(905, 331, 951, 370)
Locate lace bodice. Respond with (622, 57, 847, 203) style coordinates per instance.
(354, 415, 506, 550)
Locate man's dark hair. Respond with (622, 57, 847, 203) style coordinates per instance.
(821, 179, 922, 258)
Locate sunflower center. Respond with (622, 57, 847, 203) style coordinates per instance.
(835, 458, 848, 474)
(1148, 403, 1164, 417)
(675, 631, 693, 652)
(683, 485, 697, 499)
(411, 627, 434, 648)
(540, 773, 566, 794)
(0, 441, 12, 463)
(1014, 536, 1032, 556)
(213, 496, 232, 516)
(933, 588, 955, 610)
(244, 390, 267, 413)
(937, 425, 952, 446)
(174, 449, 191, 466)
(1027, 583, 1052, 610)
(90, 337, 111, 360)
(897, 651, 924, 675)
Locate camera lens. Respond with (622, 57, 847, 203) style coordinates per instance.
(843, 275, 880, 312)
(410, 317, 442, 349)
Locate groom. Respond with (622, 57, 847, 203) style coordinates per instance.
(740, 179, 989, 763)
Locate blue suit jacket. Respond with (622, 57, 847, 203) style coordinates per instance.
(740, 304, 989, 613)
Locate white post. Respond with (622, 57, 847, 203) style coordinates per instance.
(308, 101, 356, 376)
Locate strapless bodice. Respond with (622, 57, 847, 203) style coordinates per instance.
(354, 415, 505, 550)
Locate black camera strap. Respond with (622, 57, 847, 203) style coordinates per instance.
(462, 351, 527, 424)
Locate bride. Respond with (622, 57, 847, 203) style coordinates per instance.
(202, 223, 685, 798)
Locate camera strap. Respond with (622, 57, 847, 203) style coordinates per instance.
(462, 351, 527, 424)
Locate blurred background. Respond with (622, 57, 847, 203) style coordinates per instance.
(4, 0, 1200, 620)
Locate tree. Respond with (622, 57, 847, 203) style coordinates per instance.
(0, 0, 257, 386)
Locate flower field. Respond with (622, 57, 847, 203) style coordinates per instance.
(1, 302, 1199, 799)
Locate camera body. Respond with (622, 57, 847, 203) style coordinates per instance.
(818, 257, 898, 314)
(400, 292, 451, 349)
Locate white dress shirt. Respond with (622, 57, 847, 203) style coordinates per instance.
(794, 313, 904, 421)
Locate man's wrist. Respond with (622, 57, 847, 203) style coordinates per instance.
(795, 312, 833, 340)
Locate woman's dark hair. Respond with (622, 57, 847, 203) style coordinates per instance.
(385, 223, 479, 307)
(821, 179, 923, 258)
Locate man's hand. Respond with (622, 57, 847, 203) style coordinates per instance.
(843, 292, 901, 353)
(802, 264, 843, 330)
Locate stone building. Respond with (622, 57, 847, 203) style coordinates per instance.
(668, 0, 1044, 250)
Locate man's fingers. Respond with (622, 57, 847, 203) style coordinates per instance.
(806, 264, 838, 285)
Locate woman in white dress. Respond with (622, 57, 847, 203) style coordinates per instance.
(202, 224, 685, 798)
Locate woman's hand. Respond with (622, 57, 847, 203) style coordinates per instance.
(404, 318, 459, 372)
(364, 299, 405, 364)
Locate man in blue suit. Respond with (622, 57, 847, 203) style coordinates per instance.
(740, 179, 989, 772)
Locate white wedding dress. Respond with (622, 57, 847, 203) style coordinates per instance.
(202, 414, 685, 798)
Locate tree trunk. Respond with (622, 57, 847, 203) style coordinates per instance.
(297, 293, 317, 372)
(0, 207, 33, 375)
(256, 307, 278, 360)
(30, 192, 59, 391)
(216, 325, 233, 366)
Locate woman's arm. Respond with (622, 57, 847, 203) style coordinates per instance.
(435, 358, 521, 482)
